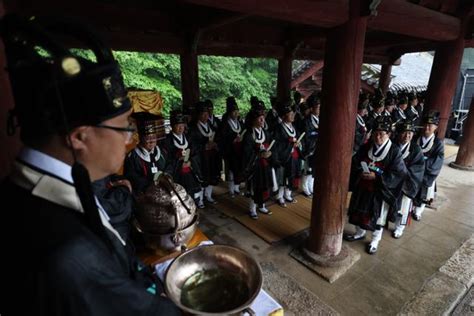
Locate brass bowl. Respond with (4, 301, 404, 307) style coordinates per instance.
(164, 245, 262, 315)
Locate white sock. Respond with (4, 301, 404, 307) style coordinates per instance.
(415, 204, 426, 216)
(301, 175, 310, 194)
(308, 175, 314, 194)
(370, 228, 383, 247)
(284, 187, 292, 200)
(355, 226, 366, 238)
(277, 187, 284, 200)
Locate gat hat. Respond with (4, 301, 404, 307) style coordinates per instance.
(204, 99, 214, 109)
(277, 99, 293, 117)
(306, 93, 321, 108)
(397, 119, 416, 133)
(247, 107, 266, 123)
(398, 96, 409, 105)
(1, 15, 131, 142)
(250, 96, 260, 108)
(422, 111, 440, 125)
(132, 112, 159, 139)
(226, 96, 239, 113)
(195, 101, 210, 114)
(358, 93, 369, 110)
(373, 116, 392, 132)
(372, 96, 385, 109)
(170, 109, 186, 126)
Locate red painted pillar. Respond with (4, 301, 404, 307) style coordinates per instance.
(0, 2, 22, 180)
(307, 0, 368, 256)
(450, 98, 474, 171)
(425, 38, 465, 140)
(180, 49, 199, 108)
(277, 49, 292, 102)
(379, 64, 392, 94)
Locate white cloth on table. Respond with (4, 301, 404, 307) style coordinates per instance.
(154, 241, 283, 316)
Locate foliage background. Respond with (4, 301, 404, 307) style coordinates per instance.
(74, 50, 279, 117)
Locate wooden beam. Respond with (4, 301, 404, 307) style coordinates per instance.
(369, 0, 461, 41)
(291, 61, 324, 88)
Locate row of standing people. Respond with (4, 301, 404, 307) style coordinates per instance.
(123, 94, 322, 219)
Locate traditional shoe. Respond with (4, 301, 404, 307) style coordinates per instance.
(258, 207, 272, 215)
(197, 201, 205, 209)
(277, 199, 287, 208)
(343, 233, 366, 242)
(285, 197, 297, 203)
(249, 210, 258, 220)
(205, 197, 218, 205)
(302, 192, 313, 198)
(366, 244, 378, 255)
(392, 230, 403, 239)
(412, 213, 421, 221)
(229, 192, 235, 198)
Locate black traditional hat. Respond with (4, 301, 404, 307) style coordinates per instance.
(170, 109, 186, 126)
(250, 96, 260, 108)
(1, 15, 131, 142)
(306, 93, 321, 108)
(408, 92, 418, 102)
(422, 111, 440, 125)
(226, 96, 239, 113)
(373, 116, 392, 132)
(247, 107, 266, 123)
(195, 101, 210, 114)
(204, 99, 214, 109)
(132, 112, 159, 139)
(397, 119, 416, 133)
(385, 97, 395, 106)
(398, 96, 409, 105)
(277, 99, 293, 117)
(358, 93, 369, 110)
(372, 96, 385, 109)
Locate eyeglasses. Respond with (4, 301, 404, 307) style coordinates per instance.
(94, 124, 136, 143)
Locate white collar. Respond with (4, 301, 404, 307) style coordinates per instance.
(134, 146, 161, 163)
(253, 127, 265, 144)
(311, 114, 319, 129)
(228, 118, 242, 134)
(420, 134, 435, 153)
(198, 120, 213, 137)
(14, 148, 125, 245)
(172, 132, 188, 149)
(282, 122, 296, 137)
(369, 138, 392, 162)
(400, 142, 410, 160)
(397, 107, 407, 119)
(357, 114, 366, 127)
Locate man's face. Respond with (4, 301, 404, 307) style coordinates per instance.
(375, 106, 384, 114)
(386, 105, 395, 113)
(255, 115, 265, 128)
(199, 111, 209, 123)
(312, 104, 320, 116)
(230, 110, 239, 120)
(423, 123, 437, 137)
(283, 111, 295, 123)
(140, 136, 157, 152)
(83, 109, 133, 180)
(373, 130, 389, 146)
(399, 103, 408, 111)
(399, 131, 414, 144)
(172, 123, 186, 135)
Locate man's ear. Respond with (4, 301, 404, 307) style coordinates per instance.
(67, 126, 90, 151)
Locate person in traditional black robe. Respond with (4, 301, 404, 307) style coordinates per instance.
(1, 16, 179, 315)
(412, 111, 444, 221)
(354, 95, 369, 155)
(345, 116, 407, 254)
(242, 108, 275, 219)
(162, 110, 204, 208)
(218, 97, 245, 197)
(123, 112, 166, 194)
(391, 96, 409, 132)
(205, 99, 221, 132)
(301, 93, 320, 197)
(405, 93, 421, 126)
(188, 102, 222, 205)
(273, 101, 304, 207)
(383, 97, 396, 117)
(392, 121, 425, 238)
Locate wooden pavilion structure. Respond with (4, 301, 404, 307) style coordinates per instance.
(1, 0, 474, 261)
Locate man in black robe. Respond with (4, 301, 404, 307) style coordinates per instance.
(345, 116, 407, 254)
(123, 112, 166, 194)
(0, 15, 179, 315)
(266, 96, 282, 136)
(218, 97, 245, 197)
(273, 101, 304, 207)
(242, 108, 275, 219)
(392, 121, 425, 238)
(301, 93, 320, 197)
(391, 96, 409, 132)
(354, 94, 369, 155)
(188, 102, 222, 205)
(405, 92, 421, 126)
(162, 110, 204, 208)
(412, 111, 444, 221)
(205, 99, 221, 132)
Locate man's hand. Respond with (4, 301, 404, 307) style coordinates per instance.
(361, 172, 376, 180)
(260, 151, 272, 159)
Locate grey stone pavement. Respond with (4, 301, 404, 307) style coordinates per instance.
(198, 147, 474, 315)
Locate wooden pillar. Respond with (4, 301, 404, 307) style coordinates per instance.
(425, 37, 465, 140)
(276, 49, 292, 102)
(306, 0, 368, 256)
(450, 98, 474, 171)
(180, 49, 199, 108)
(0, 2, 22, 180)
(379, 64, 392, 94)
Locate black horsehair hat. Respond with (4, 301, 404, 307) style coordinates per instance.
(131, 112, 159, 137)
(1, 15, 131, 142)
(397, 119, 416, 133)
(226, 96, 239, 113)
(170, 109, 186, 126)
(422, 111, 440, 125)
(374, 116, 392, 132)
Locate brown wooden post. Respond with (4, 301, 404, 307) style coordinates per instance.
(0, 2, 22, 180)
(276, 49, 292, 101)
(425, 38, 465, 140)
(306, 0, 368, 256)
(180, 46, 200, 108)
(450, 97, 474, 171)
(379, 64, 392, 94)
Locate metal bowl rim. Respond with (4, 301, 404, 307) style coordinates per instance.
(164, 244, 263, 316)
